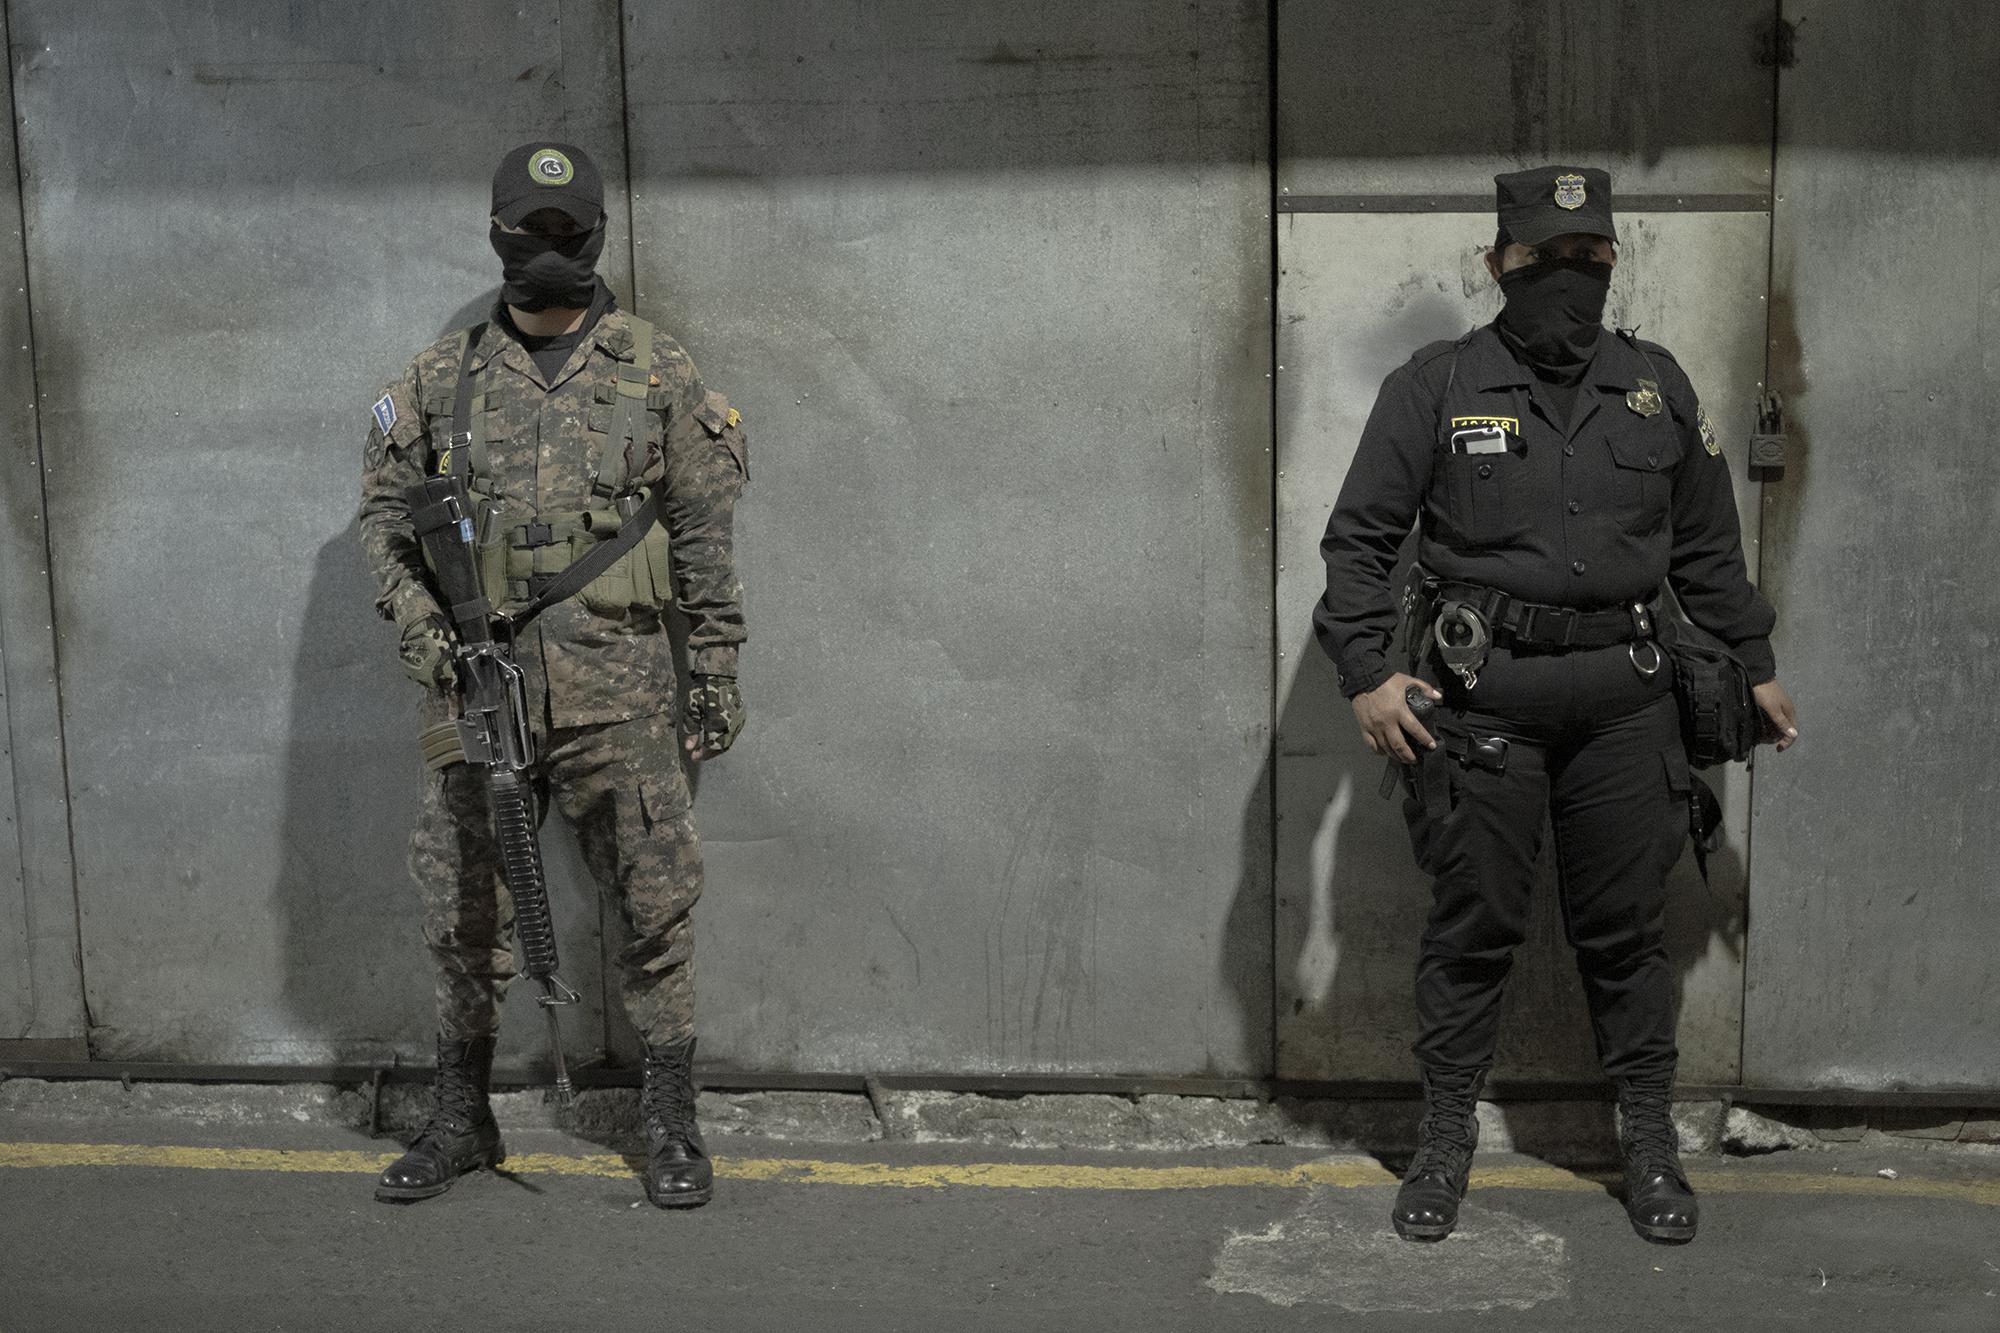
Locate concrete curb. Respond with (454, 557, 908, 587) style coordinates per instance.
(1, 1079, 1993, 1159)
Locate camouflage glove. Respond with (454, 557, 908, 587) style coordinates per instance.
(682, 674, 745, 758)
(398, 615, 457, 690)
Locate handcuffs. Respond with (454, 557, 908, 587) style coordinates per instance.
(1434, 598, 1664, 690)
(1433, 601, 1491, 691)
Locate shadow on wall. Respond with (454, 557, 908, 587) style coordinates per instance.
(272, 518, 427, 1064)
(270, 290, 498, 1064)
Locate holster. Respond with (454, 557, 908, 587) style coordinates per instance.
(1392, 716, 1511, 806)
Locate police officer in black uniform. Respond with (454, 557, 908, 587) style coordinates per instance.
(1314, 166, 1799, 1245)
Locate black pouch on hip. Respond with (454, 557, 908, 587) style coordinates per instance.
(1660, 617, 1761, 768)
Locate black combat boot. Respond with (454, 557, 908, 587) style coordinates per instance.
(375, 1035, 504, 1203)
(1391, 1066, 1484, 1241)
(1617, 1077, 1699, 1243)
(642, 1037, 712, 1209)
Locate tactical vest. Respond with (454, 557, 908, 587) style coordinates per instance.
(426, 318, 674, 618)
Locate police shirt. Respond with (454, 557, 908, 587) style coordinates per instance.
(1313, 322, 1776, 699)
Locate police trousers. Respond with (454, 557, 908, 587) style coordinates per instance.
(1404, 641, 1690, 1082)
(408, 710, 704, 1046)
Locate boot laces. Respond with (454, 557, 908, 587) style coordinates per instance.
(1410, 1085, 1479, 1176)
(643, 1047, 698, 1137)
(416, 1044, 487, 1142)
(1621, 1094, 1683, 1177)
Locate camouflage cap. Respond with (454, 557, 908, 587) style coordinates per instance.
(492, 141, 605, 227)
(1494, 165, 1617, 247)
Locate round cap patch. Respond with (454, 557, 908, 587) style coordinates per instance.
(528, 148, 575, 186)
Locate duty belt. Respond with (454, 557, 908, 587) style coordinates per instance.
(1420, 576, 1657, 650)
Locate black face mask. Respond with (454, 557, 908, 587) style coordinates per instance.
(1495, 257, 1612, 369)
(490, 218, 606, 311)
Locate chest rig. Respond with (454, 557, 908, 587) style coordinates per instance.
(426, 318, 673, 618)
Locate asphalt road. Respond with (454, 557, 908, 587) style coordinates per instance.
(1, 1115, 1995, 1332)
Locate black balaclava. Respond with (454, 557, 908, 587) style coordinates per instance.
(1494, 257, 1612, 371)
(490, 217, 607, 311)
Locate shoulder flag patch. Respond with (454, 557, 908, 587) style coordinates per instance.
(372, 393, 397, 435)
(1698, 406, 1720, 457)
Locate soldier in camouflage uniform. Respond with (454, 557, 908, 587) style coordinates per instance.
(358, 141, 748, 1209)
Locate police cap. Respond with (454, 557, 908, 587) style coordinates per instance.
(491, 142, 605, 228)
(1494, 164, 1617, 247)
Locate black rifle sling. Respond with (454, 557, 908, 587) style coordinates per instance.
(448, 323, 485, 485)
(507, 490, 661, 631)
(444, 319, 664, 635)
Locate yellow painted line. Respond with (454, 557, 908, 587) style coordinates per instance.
(1685, 1170, 2000, 1209)
(0, 1142, 1993, 1207)
(718, 1157, 1400, 1191)
(0, 1142, 402, 1175)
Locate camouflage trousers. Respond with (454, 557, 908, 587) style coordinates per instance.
(409, 709, 702, 1045)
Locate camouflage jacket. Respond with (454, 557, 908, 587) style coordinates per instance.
(358, 299, 747, 729)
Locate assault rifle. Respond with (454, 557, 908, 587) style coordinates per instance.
(412, 470, 581, 1105)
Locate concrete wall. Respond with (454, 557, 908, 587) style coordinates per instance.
(0, 0, 1273, 1077)
(0, 0, 1993, 1092)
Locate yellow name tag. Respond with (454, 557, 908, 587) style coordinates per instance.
(1450, 415, 1520, 433)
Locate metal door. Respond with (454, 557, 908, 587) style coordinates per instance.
(1274, 0, 1778, 1084)
(623, 0, 1276, 1076)
(1744, 0, 2000, 1090)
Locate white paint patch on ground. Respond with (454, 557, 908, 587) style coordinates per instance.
(1205, 1186, 1569, 1312)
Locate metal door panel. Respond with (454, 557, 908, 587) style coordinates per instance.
(1745, 0, 2000, 1090)
(622, 0, 1275, 1075)
(0, 10, 85, 1046)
